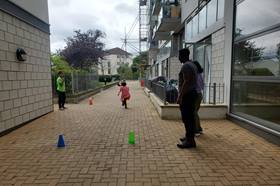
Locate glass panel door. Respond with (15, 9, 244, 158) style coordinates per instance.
(194, 42, 212, 103)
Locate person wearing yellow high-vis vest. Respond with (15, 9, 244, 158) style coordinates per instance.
(56, 71, 66, 110)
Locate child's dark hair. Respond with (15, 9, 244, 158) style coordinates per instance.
(121, 82, 126, 86)
(193, 61, 203, 74)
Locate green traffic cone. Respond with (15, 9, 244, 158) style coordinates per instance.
(128, 131, 135, 145)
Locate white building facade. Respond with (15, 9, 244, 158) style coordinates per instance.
(98, 47, 133, 75)
(0, 0, 53, 134)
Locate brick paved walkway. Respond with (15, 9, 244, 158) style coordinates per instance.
(0, 81, 279, 186)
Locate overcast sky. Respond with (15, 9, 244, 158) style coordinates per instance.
(48, 0, 139, 54)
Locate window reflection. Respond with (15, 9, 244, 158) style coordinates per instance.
(235, 0, 280, 37)
(232, 81, 280, 125)
(234, 30, 280, 76)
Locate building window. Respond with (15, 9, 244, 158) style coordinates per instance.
(235, 0, 280, 38)
(199, 5, 207, 33)
(233, 30, 280, 77)
(186, 0, 224, 41)
(192, 15, 198, 36)
(231, 0, 280, 131)
(217, 0, 225, 19)
(108, 69, 111, 74)
(207, 0, 217, 27)
(108, 62, 111, 68)
(186, 20, 193, 40)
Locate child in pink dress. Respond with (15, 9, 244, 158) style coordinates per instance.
(118, 81, 130, 109)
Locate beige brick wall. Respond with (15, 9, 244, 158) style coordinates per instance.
(169, 57, 181, 80)
(0, 10, 53, 133)
(211, 28, 225, 84)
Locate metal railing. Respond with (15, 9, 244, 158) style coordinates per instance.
(52, 72, 99, 96)
(203, 83, 224, 105)
(145, 79, 224, 105)
(151, 82, 167, 104)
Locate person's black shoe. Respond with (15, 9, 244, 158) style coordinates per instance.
(180, 137, 186, 142)
(177, 140, 196, 149)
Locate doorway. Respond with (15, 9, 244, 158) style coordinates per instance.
(194, 38, 212, 103)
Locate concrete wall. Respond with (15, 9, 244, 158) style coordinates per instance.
(0, 10, 52, 133)
(9, 0, 49, 23)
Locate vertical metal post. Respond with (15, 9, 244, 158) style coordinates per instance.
(164, 84, 167, 105)
(71, 72, 74, 95)
(208, 83, 211, 104)
(213, 83, 216, 105)
(76, 72, 78, 93)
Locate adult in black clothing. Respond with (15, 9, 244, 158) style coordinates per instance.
(177, 48, 198, 148)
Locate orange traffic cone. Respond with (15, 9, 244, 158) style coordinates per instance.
(89, 97, 93, 105)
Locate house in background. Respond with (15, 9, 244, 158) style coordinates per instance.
(98, 47, 133, 75)
(0, 0, 52, 134)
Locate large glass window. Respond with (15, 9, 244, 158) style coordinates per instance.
(217, 0, 224, 19)
(207, 0, 217, 27)
(199, 6, 207, 33)
(231, 81, 280, 127)
(235, 0, 280, 37)
(234, 30, 280, 77)
(186, 20, 192, 40)
(192, 15, 198, 36)
(232, 0, 280, 131)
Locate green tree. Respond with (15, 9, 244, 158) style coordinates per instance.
(131, 52, 148, 79)
(51, 55, 73, 73)
(117, 64, 133, 80)
(60, 29, 106, 70)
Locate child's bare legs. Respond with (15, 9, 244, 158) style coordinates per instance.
(124, 98, 128, 109)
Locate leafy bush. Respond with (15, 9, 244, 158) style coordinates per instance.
(111, 74, 120, 81)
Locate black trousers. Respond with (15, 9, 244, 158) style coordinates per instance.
(179, 90, 198, 139)
(57, 91, 66, 108)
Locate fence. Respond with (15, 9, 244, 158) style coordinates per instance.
(203, 83, 224, 104)
(52, 72, 99, 96)
(145, 79, 224, 105)
(150, 82, 167, 104)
